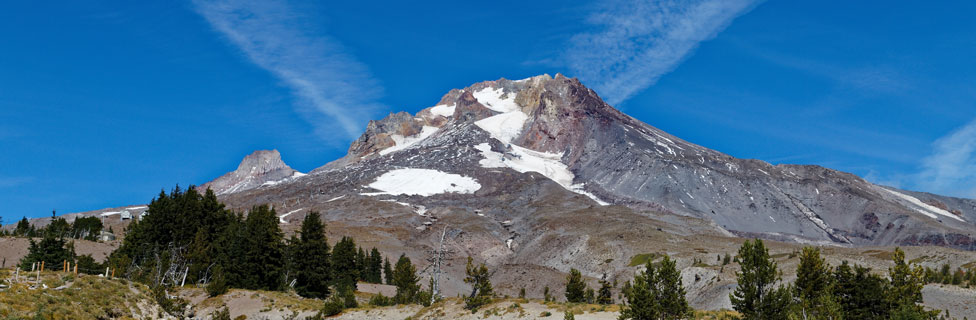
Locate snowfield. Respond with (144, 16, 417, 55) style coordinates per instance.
(881, 188, 965, 222)
(475, 111, 528, 145)
(429, 104, 456, 118)
(366, 168, 481, 196)
(472, 87, 519, 113)
(475, 143, 608, 205)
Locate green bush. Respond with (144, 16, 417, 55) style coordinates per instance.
(368, 293, 393, 306)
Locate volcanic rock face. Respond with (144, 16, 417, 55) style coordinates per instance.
(200, 149, 303, 195)
(215, 74, 976, 251)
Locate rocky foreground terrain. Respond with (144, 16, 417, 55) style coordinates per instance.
(4, 74, 976, 317)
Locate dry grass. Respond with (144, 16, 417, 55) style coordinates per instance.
(0, 269, 158, 319)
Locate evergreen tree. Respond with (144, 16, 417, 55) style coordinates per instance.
(887, 248, 934, 318)
(585, 287, 596, 304)
(392, 254, 420, 304)
(597, 279, 613, 305)
(544, 286, 553, 303)
(332, 237, 359, 290)
(383, 257, 394, 285)
(294, 211, 332, 299)
(207, 264, 229, 297)
(367, 248, 383, 283)
(463, 257, 494, 310)
(44, 217, 71, 239)
(655, 255, 691, 319)
(730, 239, 790, 320)
(565, 268, 586, 303)
(238, 205, 285, 291)
(69, 216, 102, 240)
(14, 217, 33, 237)
(618, 255, 691, 320)
(186, 228, 211, 285)
(357, 247, 368, 281)
(19, 232, 75, 270)
(792, 247, 841, 319)
(833, 261, 889, 320)
(214, 212, 247, 288)
(74, 254, 102, 275)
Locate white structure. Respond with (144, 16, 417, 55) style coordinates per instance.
(120, 210, 132, 220)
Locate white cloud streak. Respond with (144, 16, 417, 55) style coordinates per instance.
(192, 0, 381, 140)
(564, 0, 760, 105)
(917, 119, 976, 199)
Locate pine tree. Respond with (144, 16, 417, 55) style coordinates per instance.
(544, 286, 552, 303)
(833, 261, 889, 320)
(207, 264, 229, 297)
(565, 268, 586, 303)
(887, 248, 933, 318)
(186, 228, 211, 285)
(294, 211, 332, 299)
(45, 217, 71, 239)
(383, 257, 394, 285)
(463, 257, 494, 310)
(14, 217, 32, 237)
(239, 205, 285, 291)
(730, 239, 790, 320)
(792, 247, 841, 319)
(367, 248, 383, 283)
(18, 232, 75, 270)
(357, 247, 367, 281)
(597, 279, 613, 304)
(584, 287, 596, 304)
(655, 255, 691, 319)
(332, 237, 359, 291)
(392, 254, 420, 304)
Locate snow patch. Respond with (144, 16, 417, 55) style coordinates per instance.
(429, 104, 456, 117)
(881, 188, 964, 222)
(474, 143, 608, 205)
(379, 126, 440, 155)
(126, 206, 147, 211)
(325, 195, 345, 202)
(472, 87, 519, 113)
(278, 208, 303, 224)
(365, 168, 481, 196)
(100, 211, 121, 217)
(475, 111, 528, 145)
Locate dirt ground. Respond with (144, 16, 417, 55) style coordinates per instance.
(0, 237, 119, 269)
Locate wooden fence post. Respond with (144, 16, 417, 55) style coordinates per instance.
(41, 261, 44, 272)
(74, 263, 78, 275)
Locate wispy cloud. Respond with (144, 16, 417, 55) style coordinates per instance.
(0, 177, 33, 188)
(563, 0, 760, 105)
(191, 0, 381, 140)
(916, 119, 976, 198)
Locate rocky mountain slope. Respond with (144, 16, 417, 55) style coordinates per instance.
(191, 74, 976, 310)
(215, 74, 975, 251)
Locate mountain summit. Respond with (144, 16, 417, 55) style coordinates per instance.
(201, 149, 304, 195)
(212, 74, 975, 251)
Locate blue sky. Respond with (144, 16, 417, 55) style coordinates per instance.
(2, 0, 975, 222)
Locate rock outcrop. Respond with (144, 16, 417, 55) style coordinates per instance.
(200, 149, 303, 195)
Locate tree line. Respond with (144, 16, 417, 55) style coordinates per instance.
(608, 239, 949, 320)
(98, 186, 430, 317)
(6, 214, 104, 241)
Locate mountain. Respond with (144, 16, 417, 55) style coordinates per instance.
(212, 74, 975, 251)
(200, 149, 305, 195)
